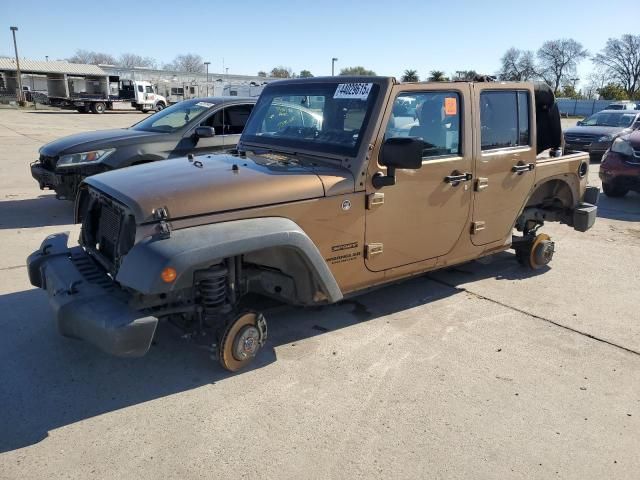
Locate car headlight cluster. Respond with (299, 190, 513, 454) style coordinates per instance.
(57, 149, 115, 168)
(598, 134, 613, 142)
(610, 138, 634, 157)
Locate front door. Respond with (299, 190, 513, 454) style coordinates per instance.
(471, 85, 536, 245)
(365, 84, 473, 272)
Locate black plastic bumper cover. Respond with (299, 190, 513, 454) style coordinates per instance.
(30, 163, 59, 189)
(27, 232, 157, 357)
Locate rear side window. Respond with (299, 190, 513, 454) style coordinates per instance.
(480, 91, 530, 151)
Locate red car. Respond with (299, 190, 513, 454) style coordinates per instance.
(600, 131, 640, 197)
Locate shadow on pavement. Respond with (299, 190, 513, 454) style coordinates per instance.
(429, 251, 550, 287)
(0, 249, 545, 453)
(0, 195, 74, 229)
(0, 274, 457, 453)
(595, 192, 640, 222)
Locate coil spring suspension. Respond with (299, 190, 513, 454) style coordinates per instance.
(195, 265, 230, 320)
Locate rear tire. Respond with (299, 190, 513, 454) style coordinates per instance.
(602, 182, 628, 198)
(92, 102, 106, 114)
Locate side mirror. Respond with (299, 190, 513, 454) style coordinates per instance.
(195, 126, 215, 138)
(576, 120, 584, 126)
(373, 137, 424, 188)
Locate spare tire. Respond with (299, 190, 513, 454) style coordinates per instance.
(533, 82, 563, 154)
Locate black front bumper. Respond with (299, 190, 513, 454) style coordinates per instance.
(30, 163, 60, 190)
(30, 162, 85, 200)
(27, 233, 158, 357)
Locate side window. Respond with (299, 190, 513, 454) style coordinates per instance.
(480, 91, 530, 151)
(202, 110, 225, 135)
(137, 85, 144, 93)
(225, 105, 254, 134)
(145, 86, 153, 93)
(385, 91, 461, 158)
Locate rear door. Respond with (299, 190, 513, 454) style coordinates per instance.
(471, 85, 536, 245)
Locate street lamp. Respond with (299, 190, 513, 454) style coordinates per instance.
(332, 57, 338, 76)
(204, 61, 211, 96)
(10, 26, 24, 104)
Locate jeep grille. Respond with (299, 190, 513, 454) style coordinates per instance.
(81, 190, 135, 274)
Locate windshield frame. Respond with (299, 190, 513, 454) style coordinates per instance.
(240, 81, 381, 158)
(130, 99, 214, 133)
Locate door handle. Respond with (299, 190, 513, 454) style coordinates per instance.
(512, 163, 535, 173)
(444, 172, 473, 184)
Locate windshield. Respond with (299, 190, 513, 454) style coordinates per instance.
(132, 100, 213, 133)
(582, 112, 637, 128)
(242, 82, 380, 156)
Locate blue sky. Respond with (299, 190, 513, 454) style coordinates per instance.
(0, 0, 632, 83)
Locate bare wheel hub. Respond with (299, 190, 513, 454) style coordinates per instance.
(233, 325, 260, 360)
(219, 312, 268, 372)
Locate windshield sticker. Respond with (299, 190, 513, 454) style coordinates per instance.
(334, 83, 373, 100)
(444, 97, 457, 116)
(195, 101, 214, 108)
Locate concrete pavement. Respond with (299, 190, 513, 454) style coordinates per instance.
(0, 109, 638, 480)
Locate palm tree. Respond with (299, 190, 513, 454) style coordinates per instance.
(401, 69, 419, 82)
(428, 70, 448, 82)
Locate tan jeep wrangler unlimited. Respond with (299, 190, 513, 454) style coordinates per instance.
(28, 76, 599, 371)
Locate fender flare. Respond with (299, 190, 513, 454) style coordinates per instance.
(116, 217, 343, 303)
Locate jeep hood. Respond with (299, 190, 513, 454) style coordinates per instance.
(40, 128, 161, 156)
(85, 153, 352, 223)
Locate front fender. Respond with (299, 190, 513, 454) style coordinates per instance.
(116, 217, 343, 303)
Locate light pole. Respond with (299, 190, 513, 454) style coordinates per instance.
(332, 57, 338, 76)
(10, 26, 24, 104)
(204, 61, 210, 96)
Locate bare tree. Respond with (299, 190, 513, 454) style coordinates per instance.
(401, 69, 419, 82)
(498, 48, 537, 81)
(453, 70, 479, 81)
(270, 66, 294, 78)
(164, 54, 205, 73)
(119, 53, 157, 69)
(593, 34, 640, 99)
(583, 66, 610, 99)
(257, 71, 267, 77)
(67, 49, 116, 65)
(536, 39, 588, 93)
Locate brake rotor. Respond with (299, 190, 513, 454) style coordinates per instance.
(529, 233, 554, 269)
(219, 312, 267, 372)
